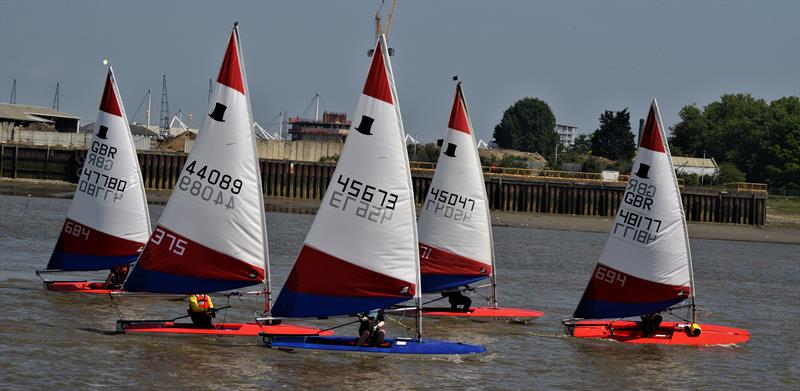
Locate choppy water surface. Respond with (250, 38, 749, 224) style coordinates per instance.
(1, 194, 798, 389)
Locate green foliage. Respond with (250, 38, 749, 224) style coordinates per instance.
(493, 97, 559, 159)
(677, 173, 701, 187)
(319, 154, 339, 163)
(590, 109, 635, 161)
(407, 144, 441, 163)
(581, 156, 610, 173)
(717, 162, 746, 184)
(570, 134, 591, 154)
(480, 155, 530, 169)
(669, 105, 708, 157)
(670, 94, 800, 188)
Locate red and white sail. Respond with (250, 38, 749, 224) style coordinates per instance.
(574, 99, 693, 319)
(272, 36, 418, 317)
(125, 25, 267, 293)
(417, 82, 493, 292)
(47, 67, 151, 271)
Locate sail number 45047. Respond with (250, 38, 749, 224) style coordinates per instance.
(594, 265, 627, 288)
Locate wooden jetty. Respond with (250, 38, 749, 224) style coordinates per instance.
(0, 144, 767, 225)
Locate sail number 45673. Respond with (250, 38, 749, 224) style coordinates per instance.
(151, 227, 187, 256)
(594, 265, 627, 288)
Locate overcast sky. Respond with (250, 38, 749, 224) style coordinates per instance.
(1, 0, 798, 143)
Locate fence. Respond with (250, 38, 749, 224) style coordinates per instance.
(1, 127, 155, 150)
(0, 144, 769, 225)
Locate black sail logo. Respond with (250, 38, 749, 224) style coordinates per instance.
(354, 115, 374, 135)
(209, 102, 228, 122)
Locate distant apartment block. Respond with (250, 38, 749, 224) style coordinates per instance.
(555, 124, 577, 146)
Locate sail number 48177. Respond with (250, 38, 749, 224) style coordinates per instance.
(594, 265, 627, 288)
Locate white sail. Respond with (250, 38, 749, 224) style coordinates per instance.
(125, 25, 267, 293)
(272, 35, 418, 317)
(574, 99, 693, 319)
(417, 82, 493, 292)
(48, 67, 150, 271)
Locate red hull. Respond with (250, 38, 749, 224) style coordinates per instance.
(570, 320, 750, 345)
(118, 321, 333, 337)
(423, 306, 544, 322)
(45, 281, 123, 294)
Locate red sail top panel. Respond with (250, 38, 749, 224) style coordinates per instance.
(448, 85, 471, 134)
(217, 31, 245, 95)
(639, 103, 665, 153)
(362, 40, 393, 104)
(99, 70, 122, 117)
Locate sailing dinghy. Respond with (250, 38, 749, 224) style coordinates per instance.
(38, 66, 151, 294)
(264, 37, 485, 355)
(562, 99, 750, 345)
(116, 24, 326, 338)
(415, 81, 543, 323)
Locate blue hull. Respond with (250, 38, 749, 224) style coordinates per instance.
(265, 336, 485, 355)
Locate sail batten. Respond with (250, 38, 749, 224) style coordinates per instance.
(574, 100, 692, 319)
(417, 83, 493, 293)
(272, 37, 417, 318)
(124, 25, 267, 294)
(47, 68, 150, 271)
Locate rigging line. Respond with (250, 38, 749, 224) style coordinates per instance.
(421, 295, 447, 306)
(315, 319, 361, 334)
(109, 294, 124, 320)
(129, 90, 150, 124)
(385, 314, 415, 335)
(221, 295, 231, 324)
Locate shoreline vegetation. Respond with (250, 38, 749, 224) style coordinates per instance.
(3, 180, 797, 245)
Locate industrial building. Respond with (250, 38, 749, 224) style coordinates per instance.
(289, 111, 350, 143)
(0, 103, 80, 133)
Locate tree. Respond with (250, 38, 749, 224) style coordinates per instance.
(493, 97, 559, 159)
(570, 134, 591, 154)
(669, 93, 799, 188)
(669, 104, 708, 157)
(590, 109, 635, 161)
(717, 162, 746, 184)
(703, 94, 769, 181)
(762, 96, 800, 189)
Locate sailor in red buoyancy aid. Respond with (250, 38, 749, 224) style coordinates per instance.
(188, 294, 215, 329)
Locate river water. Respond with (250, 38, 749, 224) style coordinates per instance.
(0, 194, 797, 390)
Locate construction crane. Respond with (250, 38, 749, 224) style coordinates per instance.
(368, 0, 396, 57)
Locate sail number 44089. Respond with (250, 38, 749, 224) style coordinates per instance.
(178, 160, 242, 210)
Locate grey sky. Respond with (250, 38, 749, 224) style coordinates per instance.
(1, 0, 798, 144)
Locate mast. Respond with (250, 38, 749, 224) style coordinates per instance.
(458, 79, 498, 308)
(234, 22, 272, 314)
(146, 89, 151, 129)
(654, 99, 697, 323)
(380, 33, 421, 341)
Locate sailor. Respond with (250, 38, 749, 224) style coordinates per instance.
(356, 309, 385, 347)
(442, 289, 472, 312)
(188, 294, 215, 329)
(641, 313, 663, 337)
(88, 265, 129, 290)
